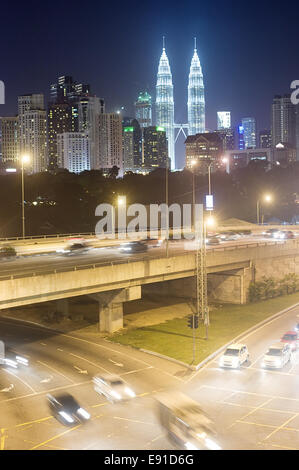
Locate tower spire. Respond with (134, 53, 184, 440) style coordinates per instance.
(194, 37, 197, 51)
(162, 36, 165, 50)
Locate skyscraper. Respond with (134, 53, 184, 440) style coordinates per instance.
(57, 132, 90, 173)
(1, 116, 19, 164)
(18, 94, 47, 173)
(135, 92, 152, 128)
(187, 38, 205, 136)
(156, 39, 175, 169)
(242, 117, 256, 149)
(217, 111, 231, 130)
(259, 130, 272, 148)
(271, 95, 296, 148)
(98, 113, 123, 174)
(144, 126, 168, 169)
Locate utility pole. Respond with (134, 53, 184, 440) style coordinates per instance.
(195, 206, 209, 338)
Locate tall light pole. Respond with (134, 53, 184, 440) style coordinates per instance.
(257, 194, 272, 225)
(21, 155, 30, 239)
(165, 157, 169, 257)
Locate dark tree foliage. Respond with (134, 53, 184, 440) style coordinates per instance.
(1, 163, 299, 237)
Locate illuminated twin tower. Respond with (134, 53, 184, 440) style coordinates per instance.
(156, 38, 205, 170)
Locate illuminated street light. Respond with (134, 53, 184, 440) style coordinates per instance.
(117, 195, 126, 206)
(21, 154, 30, 238)
(257, 193, 273, 225)
(205, 215, 216, 229)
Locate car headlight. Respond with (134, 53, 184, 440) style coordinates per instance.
(16, 356, 29, 366)
(111, 390, 122, 400)
(77, 408, 90, 420)
(185, 441, 199, 450)
(5, 358, 18, 368)
(59, 411, 74, 423)
(205, 438, 222, 450)
(124, 387, 136, 398)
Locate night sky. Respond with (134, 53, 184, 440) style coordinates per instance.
(1, 0, 299, 167)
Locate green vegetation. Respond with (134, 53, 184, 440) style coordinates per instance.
(109, 292, 299, 365)
(249, 274, 299, 302)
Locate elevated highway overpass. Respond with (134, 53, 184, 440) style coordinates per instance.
(0, 238, 298, 332)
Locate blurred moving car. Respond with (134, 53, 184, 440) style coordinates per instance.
(47, 393, 90, 425)
(262, 342, 291, 369)
(294, 323, 299, 333)
(219, 343, 249, 368)
(156, 391, 221, 450)
(93, 373, 136, 402)
(277, 231, 295, 239)
(142, 238, 164, 248)
(0, 245, 17, 259)
(280, 331, 299, 351)
(219, 231, 241, 241)
(0, 340, 29, 369)
(56, 238, 89, 255)
(206, 236, 220, 246)
(118, 241, 148, 253)
(263, 229, 280, 238)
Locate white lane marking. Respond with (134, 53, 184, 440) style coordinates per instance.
(40, 343, 47, 346)
(57, 349, 63, 352)
(69, 352, 112, 375)
(3, 368, 36, 393)
(0, 384, 14, 392)
(73, 366, 88, 374)
(108, 359, 123, 367)
(121, 366, 153, 376)
(40, 377, 52, 384)
(37, 360, 75, 384)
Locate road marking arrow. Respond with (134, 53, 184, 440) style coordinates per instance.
(74, 366, 88, 374)
(109, 359, 124, 367)
(0, 384, 14, 392)
(40, 375, 53, 383)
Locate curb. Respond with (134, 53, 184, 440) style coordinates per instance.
(138, 301, 299, 371)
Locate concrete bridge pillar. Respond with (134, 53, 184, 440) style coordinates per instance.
(93, 286, 141, 333)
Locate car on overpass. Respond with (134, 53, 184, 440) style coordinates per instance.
(263, 228, 280, 238)
(93, 373, 136, 403)
(261, 342, 291, 369)
(47, 393, 90, 425)
(0, 245, 17, 259)
(280, 331, 299, 351)
(219, 231, 241, 241)
(118, 241, 148, 253)
(277, 230, 295, 239)
(219, 344, 249, 368)
(205, 235, 220, 246)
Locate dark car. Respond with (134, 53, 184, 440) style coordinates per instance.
(47, 393, 90, 425)
(142, 238, 164, 248)
(206, 236, 220, 246)
(279, 231, 295, 239)
(263, 229, 280, 238)
(0, 245, 17, 259)
(119, 241, 148, 253)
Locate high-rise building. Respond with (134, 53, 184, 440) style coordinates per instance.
(135, 92, 152, 128)
(242, 117, 256, 149)
(123, 127, 135, 172)
(271, 95, 296, 149)
(185, 132, 223, 174)
(98, 113, 123, 174)
(188, 38, 205, 136)
(122, 117, 142, 169)
(156, 40, 175, 169)
(238, 125, 245, 150)
(57, 132, 90, 173)
(18, 94, 47, 173)
(217, 111, 231, 130)
(1, 116, 19, 164)
(50, 76, 90, 104)
(259, 130, 272, 148)
(215, 128, 235, 151)
(78, 96, 103, 169)
(48, 103, 78, 170)
(143, 126, 168, 169)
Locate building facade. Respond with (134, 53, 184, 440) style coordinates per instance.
(1, 116, 19, 164)
(143, 126, 168, 169)
(217, 111, 231, 130)
(259, 129, 272, 148)
(135, 92, 152, 128)
(242, 117, 256, 148)
(271, 94, 296, 149)
(185, 132, 223, 174)
(98, 113, 123, 174)
(57, 132, 90, 173)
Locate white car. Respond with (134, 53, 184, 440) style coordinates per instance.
(262, 342, 291, 369)
(219, 343, 249, 368)
(93, 373, 136, 403)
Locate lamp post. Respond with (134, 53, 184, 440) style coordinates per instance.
(21, 155, 30, 239)
(257, 194, 272, 225)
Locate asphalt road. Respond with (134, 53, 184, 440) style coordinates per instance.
(1, 301, 299, 450)
(0, 236, 284, 278)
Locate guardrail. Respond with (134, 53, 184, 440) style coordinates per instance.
(0, 239, 290, 282)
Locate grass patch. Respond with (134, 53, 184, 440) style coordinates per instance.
(109, 292, 299, 365)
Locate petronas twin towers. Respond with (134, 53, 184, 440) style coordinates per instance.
(156, 38, 205, 169)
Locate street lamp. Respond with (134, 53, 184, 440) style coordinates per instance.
(21, 154, 30, 238)
(257, 193, 272, 225)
